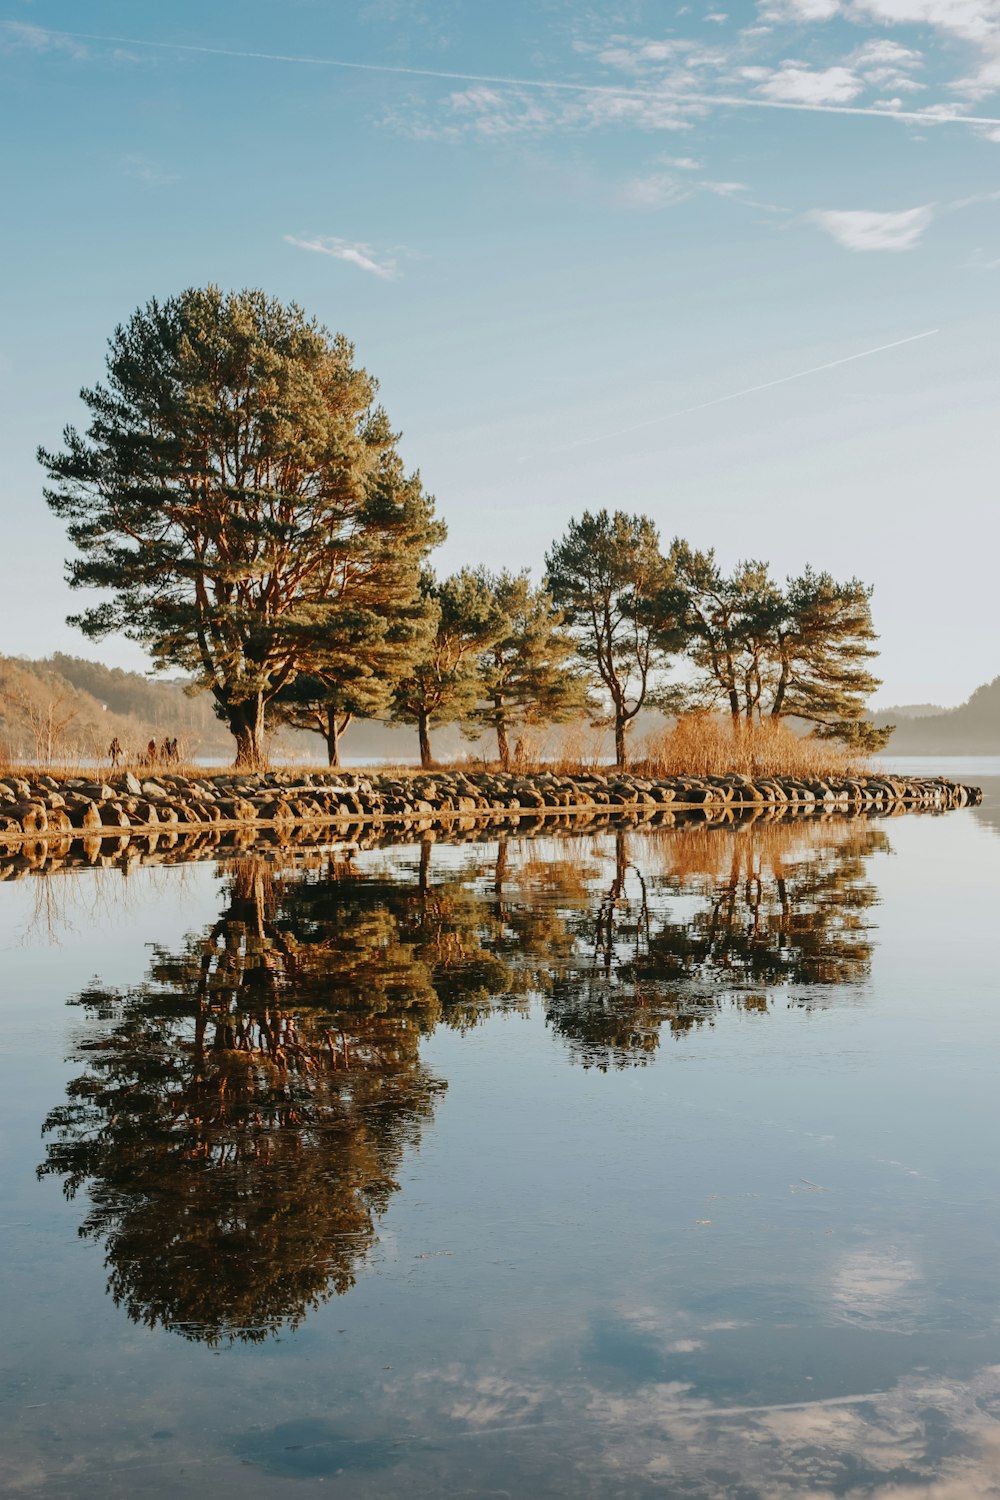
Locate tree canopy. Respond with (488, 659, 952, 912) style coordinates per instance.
(39, 286, 442, 767)
(669, 543, 890, 749)
(389, 569, 506, 767)
(467, 569, 588, 769)
(546, 510, 685, 768)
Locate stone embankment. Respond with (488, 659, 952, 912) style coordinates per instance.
(0, 767, 982, 848)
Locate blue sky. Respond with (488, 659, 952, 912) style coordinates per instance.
(1, 0, 998, 705)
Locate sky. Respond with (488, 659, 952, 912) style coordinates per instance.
(0, 0, 998, 707)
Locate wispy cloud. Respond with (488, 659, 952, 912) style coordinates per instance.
(810, 204, 935, 250)
(11, 24, 1000, 130)
(283, 234, 399, 279)
(1, 20, 88, 59)
(619, 173, 696, 207)
(760, 0, 842, 18)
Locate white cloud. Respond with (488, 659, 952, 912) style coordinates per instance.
(853, 38, 924, 63)
(752, 0, 1000, 106)
(760, 0, 843, 18)
(852, 37, 926, 89)
(761, 62, 864, 101)
(283, 234, 399, 279)
(765, 0, 1000, 40)
(810, 203, 935, 248)
(594, 37, 705, 71)
(851, 0, 999, 44)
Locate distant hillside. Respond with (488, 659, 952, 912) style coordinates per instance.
(871, 702, 945, 720)
(0, 653, 485, 765)
(876, 676, 1000, 753)
(0, 654, 233, 763)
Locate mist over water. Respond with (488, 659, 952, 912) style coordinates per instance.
(1, 795, 997, 1498)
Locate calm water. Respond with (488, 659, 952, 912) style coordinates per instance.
(1, 766, 998, 1498)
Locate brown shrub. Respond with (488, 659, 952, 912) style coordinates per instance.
(634, 713, 870, 780)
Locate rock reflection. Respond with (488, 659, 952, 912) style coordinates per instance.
(38, 819, 889, 1340)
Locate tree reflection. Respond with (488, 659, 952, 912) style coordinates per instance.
(539, 824, 889, 1069)
(38, 820, 890, 1338)
(38, 858, 445, 1344)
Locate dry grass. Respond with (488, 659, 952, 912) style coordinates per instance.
(633, 713, 870, 780)
(0, 715, 868, 784)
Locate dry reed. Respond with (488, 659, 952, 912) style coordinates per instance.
(634, 713, 870, 780)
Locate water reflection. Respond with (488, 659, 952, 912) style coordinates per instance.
(37, 859, 445, 1344)
(537, 824, 887, 1068)
(38, 820, 889, 1344)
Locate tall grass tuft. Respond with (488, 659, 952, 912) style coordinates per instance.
(634, 713, 870, 780)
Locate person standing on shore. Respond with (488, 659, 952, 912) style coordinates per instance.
(108, 736, 122, 767)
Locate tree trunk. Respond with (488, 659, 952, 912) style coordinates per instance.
(496, 710, 511, 772)
(323, 708, 353, 768)
(229, 696, 265, 770)
(325, 707, 341, 768)
(418, 711, 432, 769)
(615, 715, 629, 771)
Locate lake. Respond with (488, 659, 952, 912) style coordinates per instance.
(1, 762, 998, 1498)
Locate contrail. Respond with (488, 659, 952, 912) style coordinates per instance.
(12, 24, 1000, 129)
(539, 329, 940, 456)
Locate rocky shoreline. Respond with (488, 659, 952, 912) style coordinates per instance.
(0, 767, 982, 856)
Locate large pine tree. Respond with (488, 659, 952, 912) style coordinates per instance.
(40, 287, 441, 767)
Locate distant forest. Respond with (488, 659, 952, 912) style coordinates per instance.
(1, 651, 996, 766)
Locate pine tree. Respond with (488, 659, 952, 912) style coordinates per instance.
(39, 287, 441, 768)
(266, 454, 443, 765)
(669, 544, 783, 725)
(772, 568, 890, 748)
(671, 546, 890, 749)
(545, 511, 682, 769)
(390, 570, 506, 768)
(468, 570, 589, 769)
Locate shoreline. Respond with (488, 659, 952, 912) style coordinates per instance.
(0, 768, 983, 866)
